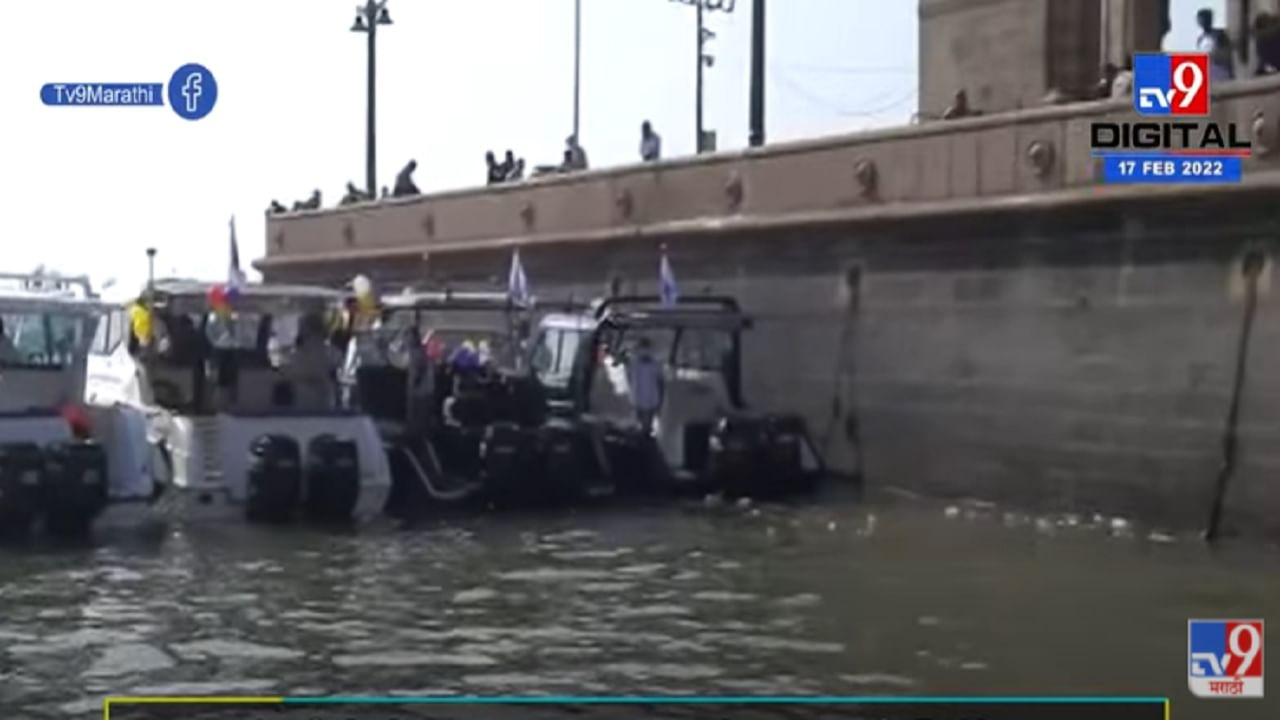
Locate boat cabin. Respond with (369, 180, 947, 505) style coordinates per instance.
(342, 290, 537, 432)
(535, 296, 751, 469)
(93, 280, 347, 416)
(0, 273, 102, 421)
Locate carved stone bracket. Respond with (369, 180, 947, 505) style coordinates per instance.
(615, 188, 634, 220)
(272, 230, 285, 251)
(725, 171, 744, 211)
(1026, 140, 1055, 178)
(342, 221, 356, 247)
(1252, 109, 1273, 158)
(421, 212, 436, 238)
(854, 158, 878, 198)
(520, 201, 536, 229)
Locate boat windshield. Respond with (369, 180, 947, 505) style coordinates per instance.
(149, 310, 311, 364)
(353, 311, 518, 371)
(0, 310, 94, 369)
(604, 326, 735, 375)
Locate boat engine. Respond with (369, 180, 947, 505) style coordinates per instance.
(541, 418, 599, 501)
(709, 413, 814, 498)
(480, 421, 539, 502)
(41, 441, 109, 538)
(245, 434, 302, 523)
(303, 434, 361, 522)
(0, 442, 44, 538)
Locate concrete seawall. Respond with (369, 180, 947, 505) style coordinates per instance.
(258, 78, 1280, 539)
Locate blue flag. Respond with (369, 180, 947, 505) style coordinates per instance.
(659, 251, 678, 306)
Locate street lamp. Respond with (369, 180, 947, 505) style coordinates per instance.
(670, 0, 736, 153)
(145, 248, 156, 292)
(351, 0, 393, 198)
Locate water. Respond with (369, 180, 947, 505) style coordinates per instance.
(1, 495, 1276, 719)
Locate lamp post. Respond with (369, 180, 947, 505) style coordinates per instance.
(573, 0, 582, 141)
(749, 0, 764, 147)
(146, 248, 156, 290)
(671, 0, 734, 154)
(351, 0, 393, 198)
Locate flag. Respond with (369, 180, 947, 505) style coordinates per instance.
(659, 250, 678, 306)
(508, 248, 530, 304)
(227, 215, 247, 291)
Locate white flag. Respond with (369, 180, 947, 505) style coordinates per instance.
(508, 248, 530, 304)
(228, 216, 247, 290)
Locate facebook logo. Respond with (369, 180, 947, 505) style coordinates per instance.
(166, 63, 218, 120)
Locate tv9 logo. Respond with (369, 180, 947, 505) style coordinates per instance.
(1133, 53, 1210, 116)
(1189, 619, 1264, 698)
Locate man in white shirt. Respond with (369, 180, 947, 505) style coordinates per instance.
(626, 336, 664, 435)
(0, 319, 22, 364)
(640, 121, 661, 162)
(1197, 8, 1235, 82)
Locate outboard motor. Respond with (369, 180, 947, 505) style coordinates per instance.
(709, 415, 771, 497)
(41, 441, 109, 538)
(541, 418, 608, 502)
(0, 442, 44, 538)
(245, 435, 302, 523)
(480, 421, 539, 503)
(303, 434, 361, 522)
(710, 414, 819, 498)
(763, 414, 819, 493)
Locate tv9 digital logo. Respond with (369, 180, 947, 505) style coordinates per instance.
(1133, 53, 1210, 116)
(1188, 620, 1264, 698)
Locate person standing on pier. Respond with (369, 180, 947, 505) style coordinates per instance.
(1197, 8, 1235, 81)
(566, 135, 589, 171)
(640, 121, 662, 162)
(394, 160, 420, 197)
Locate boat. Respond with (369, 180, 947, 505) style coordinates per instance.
(534, 295, 826, 498)
(84, 279, 393, 524)
(340, 289, 611, 516)
(0, 270, 162, 539)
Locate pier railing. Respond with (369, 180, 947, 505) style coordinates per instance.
(258, 75, 1280, 273)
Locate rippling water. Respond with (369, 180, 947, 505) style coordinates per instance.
(1, 494, 1277, 719)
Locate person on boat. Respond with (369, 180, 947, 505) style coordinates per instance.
(449, 340, 480, 371)
(626, 336, 664, 435)
(0, 318, 22, 364)
(288, 313, 335, 409)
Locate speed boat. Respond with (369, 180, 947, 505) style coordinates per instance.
(533, 295, 826, 498)
(84, 280, 393, 524)
(0, 271, 161, 538)
(341, 289, 610, 517)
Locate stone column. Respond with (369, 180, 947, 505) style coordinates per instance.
(1102, 0, 1167, 67)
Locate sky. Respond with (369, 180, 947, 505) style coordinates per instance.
(0, 0, 1221, 294)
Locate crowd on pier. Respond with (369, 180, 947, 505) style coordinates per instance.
(268, 121, 663, 215)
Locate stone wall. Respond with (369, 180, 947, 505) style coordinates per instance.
(257, 77, 1280, 539)
(264, 188, 1280, 539)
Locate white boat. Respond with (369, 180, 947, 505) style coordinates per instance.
(0, 271, 160, 538)
(84, 279, 392, 524)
